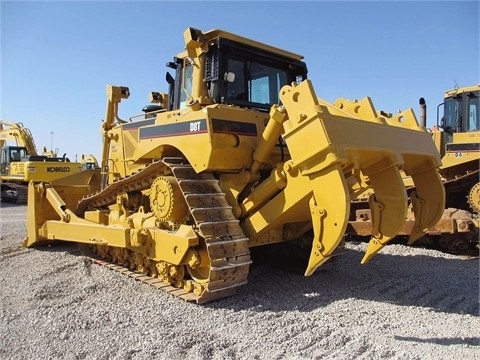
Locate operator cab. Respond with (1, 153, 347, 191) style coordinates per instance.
(166, 32, 308, 111)
(440, 88, 479, 133)
(1, 146, 28, 163)
(0, 146, 28, 176)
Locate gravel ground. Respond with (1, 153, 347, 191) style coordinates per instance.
(1, 203, 479, 360)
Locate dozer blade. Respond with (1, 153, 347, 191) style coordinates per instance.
(305, 163, 350, 276)
(404, 157, 446, 245)
(24, 169, 101, 248)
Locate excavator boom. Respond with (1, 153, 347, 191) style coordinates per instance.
(0, 120, 39, 155)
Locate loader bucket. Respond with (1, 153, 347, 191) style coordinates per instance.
(279, 80, 444, 270)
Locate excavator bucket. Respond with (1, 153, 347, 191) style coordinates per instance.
(278, 80, 444, 272)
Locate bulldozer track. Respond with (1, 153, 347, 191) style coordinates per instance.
(348, 169, 480, 256)
(441, 169, 480, 213)
(78, 248, 208, 302)
(77, 158, 252, 303)
(442, 169, 479, 194)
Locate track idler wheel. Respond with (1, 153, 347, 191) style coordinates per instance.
(186, 239, 211, 284)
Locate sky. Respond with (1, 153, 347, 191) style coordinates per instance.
(1, 1, 479, 162)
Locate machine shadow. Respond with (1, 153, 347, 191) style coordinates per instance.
(208, 244, 479, 316)
(36, 240, 478, 317)
(394, 335, 480, 347)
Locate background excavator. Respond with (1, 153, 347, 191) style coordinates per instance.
(23, 27, 445, 303)
(347, 85, 479, 255)
(0, 121, 99, 203)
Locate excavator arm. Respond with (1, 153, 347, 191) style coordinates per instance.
(0, 121, 39, 155)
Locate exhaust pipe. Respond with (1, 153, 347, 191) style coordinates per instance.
(419, 97, 427, 128)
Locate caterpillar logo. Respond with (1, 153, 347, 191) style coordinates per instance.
(47, 167, 71, 173)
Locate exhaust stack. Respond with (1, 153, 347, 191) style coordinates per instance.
(419, 97, 427, 128)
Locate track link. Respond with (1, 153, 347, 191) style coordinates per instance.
(442, 169, 479, 213)
(77, 158, 252, 303)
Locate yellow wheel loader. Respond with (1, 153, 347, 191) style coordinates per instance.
(24, 28, 445, 303)
(347, 85, 479, 255)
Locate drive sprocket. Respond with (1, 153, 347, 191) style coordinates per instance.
(150, 176, 188, 221)
(467, 182, 480, 213)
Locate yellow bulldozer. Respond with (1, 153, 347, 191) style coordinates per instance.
(347, 85, 479, 255)
(24, 28, 445, 303)
(434, 84, 479, 212)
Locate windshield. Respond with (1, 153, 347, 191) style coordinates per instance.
(443, 98, 457, 131)
(225, 57, 292, 106)
(467, 95, 479, 131)
(205, 39, 307, 110)
(9, 147, 27, 161)
(443, 92, 480, 132)
(179, 62, 193, 109)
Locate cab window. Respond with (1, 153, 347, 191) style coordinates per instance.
(467, 96, 479, 131)
(179, 62, 193, 109)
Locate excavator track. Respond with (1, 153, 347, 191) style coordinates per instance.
(77, 158, 252, 303)
(0, 183, 27, 204)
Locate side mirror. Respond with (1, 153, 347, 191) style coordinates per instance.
(166, 72, 175, 85)
(224, 72, 236, 83)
